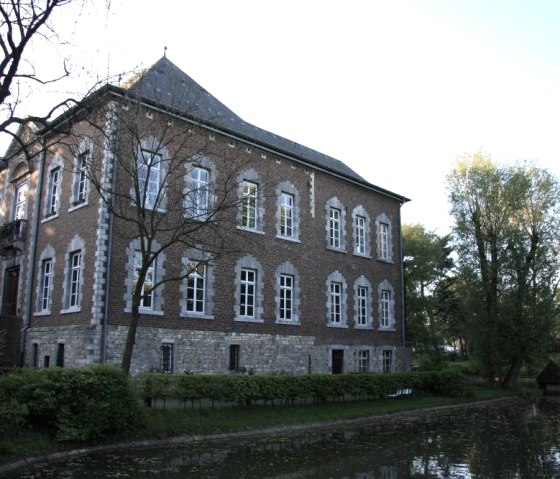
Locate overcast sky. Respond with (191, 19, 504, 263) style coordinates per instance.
(18, 0, 560, 234)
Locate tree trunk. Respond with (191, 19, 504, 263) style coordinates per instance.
(121, 306, 140, 375)
(502, 355, 523, 388)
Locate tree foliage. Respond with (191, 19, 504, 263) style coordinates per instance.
(447, 152, 560, 385)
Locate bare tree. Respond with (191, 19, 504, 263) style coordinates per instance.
(72, 85, 264, 374)
(0, 0, 83, 155)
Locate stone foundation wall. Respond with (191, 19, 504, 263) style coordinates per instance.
(24, 325, 405, 376)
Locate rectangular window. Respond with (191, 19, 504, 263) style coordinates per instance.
(75, 151, 88, 204)
(383, 349, 393, 373)
(13, 182, 28, 220)
(134, 252, 155, 309)
(329, 207, 341, 248)
(187, 167, 210, 218)
(357, 286, 368, 326)
(138, 149, 162, 208)
(279, 274, 294, 321)
(355, 215, 366, 254)
(68, 250, 82, 308)
(46, 167, 60, 217)
(358, 349, 370, 373)
(241, 180, 258, 229)
(330, 282, 342, 324)
(39, 258, 53, 312)
(279, 192, 294, 237)
(56, 343, 65, 368)
(380, 289, 391, 328)
(379, 222, 390, 259)
(186, 262, 206, 313)
(239, 268, 256, 317)
(161, 343, 174, 373)
(229, 344, 240, 372)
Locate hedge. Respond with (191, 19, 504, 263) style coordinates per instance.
(134, 369, 469, 408)
(0, 366, 145, 442)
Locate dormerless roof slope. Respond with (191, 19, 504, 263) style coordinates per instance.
(124, 57, 408, 203)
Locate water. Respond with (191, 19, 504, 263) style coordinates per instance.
(5, 399, 560, 478)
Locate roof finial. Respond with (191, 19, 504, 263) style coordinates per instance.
(164, 46, 167, 58)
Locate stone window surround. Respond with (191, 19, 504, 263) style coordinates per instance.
(237, 169, 264, 234)
(180, 248, 215, 319)
(378, 279, 396, 330)
(325, 270, 348, 328)
(325, 197, 346, 252)
(69, 138, 92, 212)
(376, 212, 394, 262)
(274, 261, 301, 325)
(234, 255, 264, 322)
(42, 157, 63, 222)
(34, 244, 55, 316)
(353, 275, 373, 329)
(131, 138, 169, 212)
(184, 154, 216, 221)
(352, 205, 372, 258)
(61, 235, 86, 313)
(124, 238, 166, 315)
(275, 181, 301, 242)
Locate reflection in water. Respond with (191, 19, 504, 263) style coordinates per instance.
(5, 399, 560, 478)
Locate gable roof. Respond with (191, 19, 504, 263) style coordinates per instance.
(123, 56, 408, 202)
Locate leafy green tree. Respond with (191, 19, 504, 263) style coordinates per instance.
(447, 152, 560, 386)
(402, 223, 454, 357)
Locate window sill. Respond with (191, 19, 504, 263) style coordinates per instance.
(68, 201, 88, 213)
(41, 213, 59, 223)
(377, 257, 394, 264)
(34, 311, 51, 317)
(275, 319, 300, 325)
(327, 323, 349, 328)
(326, 246, 346, 254)
(355, 324, 374, 330)
(353, 252, 372, 259)
(237, 225, 265, 235)
(124, 308, 164, 316)
(276, 234, 301, 243)
(180, 312, 214, 320)
(235, 316, 264, 323)
(378, 326, 396, 332)
(61, 307, 81, 314)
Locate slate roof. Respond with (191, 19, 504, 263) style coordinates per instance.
(123, 56, 408, 202)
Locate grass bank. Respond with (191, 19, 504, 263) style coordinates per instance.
(1, 385, 522, 466)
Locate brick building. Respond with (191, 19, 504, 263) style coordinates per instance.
(0, 57, 409, 375)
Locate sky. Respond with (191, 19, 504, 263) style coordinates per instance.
(15, 0, 560, 234)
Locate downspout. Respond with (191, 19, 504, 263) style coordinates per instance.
(21, 140, 47, 365)
(398, 202, 408, 371)
(100, 105, 119, 363)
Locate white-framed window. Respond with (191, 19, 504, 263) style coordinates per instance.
(185, 166, 210, 219)
(39, 258, 53, 312)
(354, 275, 373, 329)
(161, 342, 174, 373)
(329, 207, 341, 248)
(275, 262, 300, 324)
(186, 261, 206, 313)
(67, 250, 82, 308)
(46, 167, 61, 217)
(279, 192, 294, 237)
(276, 181, 300, 241)
(239, 268, 256, 318)
(279, 274, 294, 321)
(241, 180, 258, 229)
(138, 148, 162, 209)
(376, 213, 393, 261)
(134, 251, 155, 310)
(358, 349, 370, 373)
(234, 255, 263, 322)
(326, 270, 348, 327)
(325, 197, 346, 252)
(382, 349, 394, 373)
(378, 280, 396, 329)
(352, 206, 371, 257)
(124, 239, 165, 315)
(71, 140, 91, 207)
(13, 181, 28, 220)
